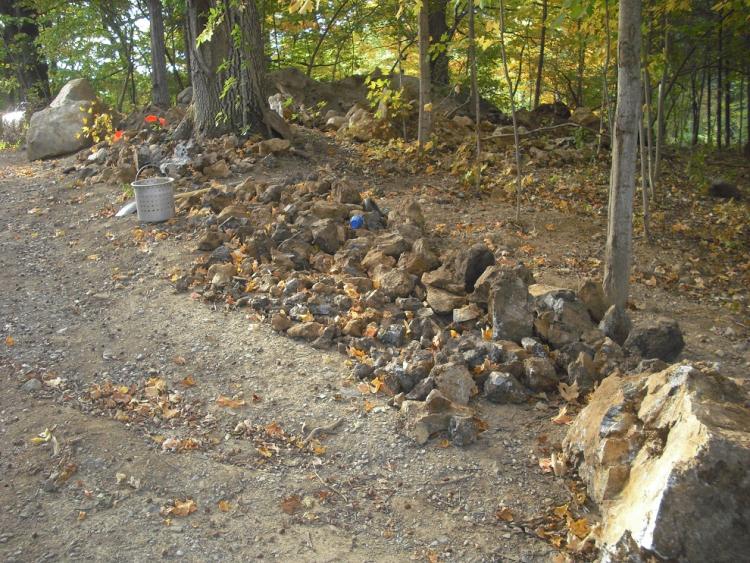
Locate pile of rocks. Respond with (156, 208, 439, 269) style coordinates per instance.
(171, 174, 686, 447)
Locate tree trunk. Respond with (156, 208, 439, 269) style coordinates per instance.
(417, 3, 432, 149)
(653, 21, 668, 184)
(148, 0, 171, 107)
(725, 67, 731, 147)
(603, 0, 641, 309)
(186, 0, 282, 139)
(428, 0, 450, 86)
(499, 0, 523, 220)
(717, 22, 723, 149)
(533, 0, 548, 109)
(0, 3, 50, 103)
(468, 1, 481, 192)
(707, 66, 712, 146)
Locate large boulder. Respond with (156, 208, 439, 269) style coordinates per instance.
(564, 363, 750, 562)
(27, 78, 100, 160)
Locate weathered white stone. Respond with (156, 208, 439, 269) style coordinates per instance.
(564, 363, 750, 562)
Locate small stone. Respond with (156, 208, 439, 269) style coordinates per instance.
(453, 303, 482, 324)
(22, 379, 42, 393)
(578, 278, 608, 322)
(523, 357, 558, 391)
(203, 159, 231, 179)
(377, 269, 416, 299)
(196, 230, 223, 251)
(449, 416, 478, 447)
(426, 286, 466, 315)
(271, 313, 292, 332)
(287, 322, 324, 341)
(430, 362, 477, 405)
(483, 372, 528, 404)
(256, 138, 291, 156)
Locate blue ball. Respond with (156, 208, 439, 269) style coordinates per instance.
(350, 215, 364, 229)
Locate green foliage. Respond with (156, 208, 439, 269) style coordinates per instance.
(365, 76, 412, 120)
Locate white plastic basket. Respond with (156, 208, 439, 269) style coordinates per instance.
(132, 175, 175, 223)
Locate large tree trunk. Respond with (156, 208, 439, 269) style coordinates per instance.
(148, 0, 171, 107)
(428, 0, 449, 86)
(603, 0, 642, 309)
(725, 66, 731, 147)
(417, 3, 432, 149)
(468, 1, 481, 192)
(533, 0, 548, 109)
(186, 0, 283, 139)
(653, 21, 668, 184)
(0, 3, 50, 104)
(717, 22, 723, 149)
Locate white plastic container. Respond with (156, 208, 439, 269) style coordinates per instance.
(132, 176, 175, 222)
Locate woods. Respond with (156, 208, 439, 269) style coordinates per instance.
(1, 1, 749, 560)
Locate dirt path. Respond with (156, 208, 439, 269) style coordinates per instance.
(0, 150, 575, 562)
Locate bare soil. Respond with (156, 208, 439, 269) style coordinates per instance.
(0, 135, 747, 563)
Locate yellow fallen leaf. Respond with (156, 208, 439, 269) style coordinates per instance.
(77, 511, 87, 521)
(363, 399, 375, 413)
(558, 381, 579, 402)
(5, 335, 14, 347)
(216, 395, 246, 409)
(218, 500, 232, 512)
(551, 406, 574, 425)
(496, 506, 514, 522)
(173, 356, 187, 366)
(264, 421, 284, 438)
(568, 516, 590, 539)
(180, 375, 197, 387)
(170, 499, 197, 517)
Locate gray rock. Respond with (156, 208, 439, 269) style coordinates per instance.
(22, 378, 42, 393)
(599, 305, 632, 346)
(27, 98, 99, 160)
(259, 183, 284, 204)
(623, 317, 684, 362)
(332, 181, 362, 204)
(311, 219, 341, 254)
(399, 238, 440, 276)
(453, 303, 482, 323)
(489, 272, 533, 342)
(483, 372, 527, 404)
(454, 243, 495, 292)
(378, 323, 406, 347)
(523, 357, 558, 391)
(426, 286, 466, 315)
(430, 362, 477, 405)
(449, 416, 478, 447)
(377, 268, 416, 299)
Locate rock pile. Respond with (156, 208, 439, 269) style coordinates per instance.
(166, 169, 686, 447)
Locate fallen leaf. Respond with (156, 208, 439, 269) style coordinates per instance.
(567, 516, 590, 539)
(173, 356, 187, 365)
(539, 457, 553, 473)
(551, 406, 574, 425)
(363, 399, 375, 413)
(281, 495, 302, 514)
(77, 511, 87, 521)
(496, 506, 514, 522)
(264, 421, 284, 438)
(5, 335, 15, 347)
(216, 395, 246, 409)
(218, 500, 232, 512)
(180, 375, 197, 387)
(558, 381, 579, 403)
(170, 499, 197, 517)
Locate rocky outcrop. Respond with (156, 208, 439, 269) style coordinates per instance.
(27, 78, 101, 160)
(564, 363, 750, 562)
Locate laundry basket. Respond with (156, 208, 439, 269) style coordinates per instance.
(131, 168, 175, 223)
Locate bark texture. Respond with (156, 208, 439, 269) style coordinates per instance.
(417, 3, 432, 148)
(186, 0, 282, 139)
(603, 0, 642, 309)
(148, 0, 170, 107)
